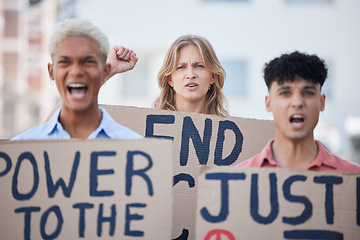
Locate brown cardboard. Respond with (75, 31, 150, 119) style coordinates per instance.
(0, 139, 173, 239)
(196, 166, 360, 239)
(102, 104, 276, 239)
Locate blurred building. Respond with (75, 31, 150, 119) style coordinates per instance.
(345, 116, 360, 164)
(72, 0, 360, 159)
(0, 0, 58, 139)
(2, 0, 360, 161)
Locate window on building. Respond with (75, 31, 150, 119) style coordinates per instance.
(4, 11, 18, 37)
(121, 59, 149, 97)
(285, 0, 333, 3)
(203, 0, 249, 2)
(57, 0, 77, 20)
(222, 60, 248, 97)
(29, 0, 42, 6)
(4, 99, 15, 132)
(322, 62, 333, 100)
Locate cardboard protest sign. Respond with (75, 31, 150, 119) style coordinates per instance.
(197, 166, 360, 239)
(102, 104, 276, 239)
(0, 139, 173, 239)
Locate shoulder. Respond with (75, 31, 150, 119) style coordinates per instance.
(11, 123, 50, 140)
(11, 108, 61, 141)
(332, 154, 360, 173)
(235, 140, 275, 168)
(317, 141, 360, 172)
(235, 153, 262, 168)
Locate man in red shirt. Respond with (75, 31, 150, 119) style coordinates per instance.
(237, 51, 360, 172)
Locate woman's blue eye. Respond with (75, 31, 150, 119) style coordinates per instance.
(176, 66, 184, 70)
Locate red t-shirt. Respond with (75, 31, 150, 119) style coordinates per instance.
(236, 140, 360, 172)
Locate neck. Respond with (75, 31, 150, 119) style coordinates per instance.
(59, 106, 102, 139)
(272, 136, 318, 170)
(175, 98, 205, 114)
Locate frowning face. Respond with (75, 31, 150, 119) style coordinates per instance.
(168, 44, 215, 110)
(48, 36, 110, 113)
(266, 77, 325, 143)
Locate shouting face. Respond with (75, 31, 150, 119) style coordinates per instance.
(48, 36, 110, 113)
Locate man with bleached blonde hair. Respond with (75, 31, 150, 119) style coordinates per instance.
(12, 19, 141, 140)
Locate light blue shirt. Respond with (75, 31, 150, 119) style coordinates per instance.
(11, 107, 142, 140)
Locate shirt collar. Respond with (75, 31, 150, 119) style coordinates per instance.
(307, 140, 337, 170)
(88, 107, 117, 139)
(44, 108, 63, 136)
(44, 107, 116, 139)
(258, 140, 338, 170)
(256, 140, 280, 167)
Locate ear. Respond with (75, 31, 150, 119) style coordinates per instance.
(265, 95, 272, 112)
(48, 63, 54, 80)
(320, 94, 326, 111)
(167, 76, 174, 87)
(210, 73, 217, 85)
(103, 63, 112, 84)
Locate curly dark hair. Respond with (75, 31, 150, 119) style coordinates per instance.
(264, 51, 328, 90)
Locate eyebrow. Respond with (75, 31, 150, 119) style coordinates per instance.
(177, 61, 204, 65)
(58, 56, 69, 59)
(84, 55, 97, 60)
(276, 86, 290, 92)
(57, 55, 97, 60)
(276, 84, 317, 92)
(303, 85, 316, 90)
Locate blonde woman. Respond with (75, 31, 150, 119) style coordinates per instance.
(153, 35, 228, 116)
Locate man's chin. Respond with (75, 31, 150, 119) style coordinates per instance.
(288, 134, 309, 143)
(62, 103, 94, 113)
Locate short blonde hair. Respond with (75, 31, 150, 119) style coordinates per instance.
(48, 18, 109, 62)
(153, 35, 228, 116)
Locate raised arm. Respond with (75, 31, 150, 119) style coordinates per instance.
(106, 45, 138, 80)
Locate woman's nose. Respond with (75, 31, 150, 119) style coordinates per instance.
(186, 68, 196, 79)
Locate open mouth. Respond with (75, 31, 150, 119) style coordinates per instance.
(68, 83, 88, 98)
(290, 114, 304, 126)
(186, 83, 198, 88)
